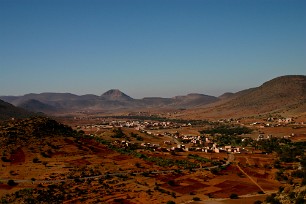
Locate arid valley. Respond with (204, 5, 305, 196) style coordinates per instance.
(2, 0, 306, 203)
(0, 75, 306, 204)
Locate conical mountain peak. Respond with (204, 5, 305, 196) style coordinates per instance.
(101, 89, 133, 101)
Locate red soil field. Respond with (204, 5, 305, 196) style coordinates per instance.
(79, 138, 114, 155)
(155, 173, 185, 183)
(64, 138, 75, 145)
(9, 148, 25, 165)
(49, 151, 67, 157)
(111, 155, 133, 161)
(162, 178, 209, 194)
(109, 200, 137, 204)
(213, 180, 261, 198)
(68, 158, 91, 166)
(219, 165, 239, 175)
(240, 167, 269, 179)
(0, 184, 15, 190)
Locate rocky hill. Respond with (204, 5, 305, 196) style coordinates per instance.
(101, 89, 133, 101)
(180, 75, 306, 119)
(218, 92, 235, 100)
(229, 75, 306, 109)
(0, 100, 36, 120)
(0, 117, 75, 146)
(17, 99, 58, 113)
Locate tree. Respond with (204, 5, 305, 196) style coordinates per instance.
(135, 162, 141, 168)
(210, 167, 220, 175)
(7, 179, 17, 186)
(258, 191, 265, 194)
(33, 157, 40, 163)
(1, 156, 10, 162)
(167, 180, 176, 186)
(193, 197, 201, 201)
(112, 128, 125, 138)
(229, 193, 238, 199)
(265, 194, 281, 204)
(166, 201, 176, 204)
(295, 197, 305, 204)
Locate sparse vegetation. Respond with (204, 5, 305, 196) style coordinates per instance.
(200, 125, 252, 136)
(193, 197, 201, 201)
(229, 193, 239, 199)
(1, 113, 305, 203)
(7, 180, 17, 186)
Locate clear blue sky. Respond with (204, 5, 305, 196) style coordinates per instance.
(1, 0, 305, 98)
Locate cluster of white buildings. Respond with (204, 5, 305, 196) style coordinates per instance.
(250, 117, 304, 128)
(78, 120, 185, 132)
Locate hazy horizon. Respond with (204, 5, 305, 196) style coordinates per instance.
(1, 74, 304, 99)
(1, 0, 305, 98)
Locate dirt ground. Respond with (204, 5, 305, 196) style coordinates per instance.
(0, 137, 280, 203)
(1, 117, 289, 203)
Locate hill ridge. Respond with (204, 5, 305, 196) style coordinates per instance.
(181, 75, 306, 119)
(1, 75, 305, 117)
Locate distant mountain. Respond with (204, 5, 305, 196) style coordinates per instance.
(3, 93, 79, 107)
(101, 89, 133, 101)
(18, 99, 57, 113)
(218, 92, 235, 100)
(0, 89, 218, 114)
(172, 93, 219, 107)
(182, 75, 306, 118)
(0, 99, 35, 120)
(3, 75, 304, 117)
(79, 94, 100, 100)
(141, 97, 174, 106)
(0, 96, 19, 104)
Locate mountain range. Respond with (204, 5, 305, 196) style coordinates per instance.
(1, 75, 305, 118)
(0, 89, 219, 114)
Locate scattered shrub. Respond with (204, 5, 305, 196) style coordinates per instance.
(167, 180, 176, 186)
(229, 193, 238, 199)
(7, 179, 17, 186)
(32, 157, 40, 163)
(192, 197, 201, 201)
(258, 191, 265, 194)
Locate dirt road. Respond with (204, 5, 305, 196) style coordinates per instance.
(236, 164, 266, 193)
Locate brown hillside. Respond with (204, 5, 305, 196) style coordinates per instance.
(224, 75, 306, 111)
(0, 100, 36, 120)
(179, 75, 306, 119)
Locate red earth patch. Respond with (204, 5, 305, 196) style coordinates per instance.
(10, 147, 25, 165)
(212, 180, 261, 198)
(68, 158, 91, 166)
(162, 178, 209, 194)
(0, 184, 15, 190)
